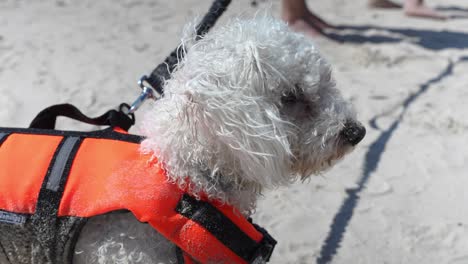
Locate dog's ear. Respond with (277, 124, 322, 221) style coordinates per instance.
(179, 92, 293, 188)
(141, 19, 295, 189)
(170, 42, 295, 188)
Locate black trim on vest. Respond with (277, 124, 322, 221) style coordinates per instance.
(0, 127, 143, 143)
(0, 132, 9, 146)
(175, 194, 260, 262)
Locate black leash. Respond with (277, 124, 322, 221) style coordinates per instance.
(129, 0, 231, 113)
(29, 0, 231, 131)
(143, 0, 231, 96)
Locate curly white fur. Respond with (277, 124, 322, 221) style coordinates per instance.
(140, 15, 357, 214)
(74, 15, 363, 264)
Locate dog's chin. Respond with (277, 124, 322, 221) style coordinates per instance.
(293, 139, 358, 180)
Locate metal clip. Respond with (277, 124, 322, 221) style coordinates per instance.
(126, 75, 162, 114)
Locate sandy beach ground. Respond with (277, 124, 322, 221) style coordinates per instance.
(1, 0, 468, 263)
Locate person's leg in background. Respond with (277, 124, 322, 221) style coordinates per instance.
(281, 0, 333, 36)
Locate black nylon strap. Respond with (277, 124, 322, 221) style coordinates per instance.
(29, 103, 134, 131)
(176, 193, 272, 262)
(145, 0, 231, 94)
(194, 0, 231, 39)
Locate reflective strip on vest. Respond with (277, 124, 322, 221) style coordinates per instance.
(46, 137, 80, 192)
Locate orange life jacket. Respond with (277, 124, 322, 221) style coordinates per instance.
(0, 127, 276, 264)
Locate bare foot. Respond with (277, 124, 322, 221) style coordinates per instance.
(368, 0, 402, 9)
(282, 10, 327, 36)
(288, 19, 323, 36)
(404, 5, 447, 19)
(304, 10, 334, 29)
(281, 0, 331, 37)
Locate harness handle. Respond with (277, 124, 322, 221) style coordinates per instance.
(29, 103, 135, 131)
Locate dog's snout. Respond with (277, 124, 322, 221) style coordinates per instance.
(341, 121, 366, 146)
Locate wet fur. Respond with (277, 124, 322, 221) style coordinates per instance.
(74, 15, 361, 264)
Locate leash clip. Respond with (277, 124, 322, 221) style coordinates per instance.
(127, 75, 162, 114)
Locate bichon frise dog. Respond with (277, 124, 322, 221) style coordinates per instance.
(73, 15, 365, 264)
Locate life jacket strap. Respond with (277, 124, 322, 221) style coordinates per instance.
(175, 194, 277, 263)
(31, 136, 84, 256)
(249, 222, 277, 263)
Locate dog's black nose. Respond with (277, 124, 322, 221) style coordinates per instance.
(341, 121, 366, 146)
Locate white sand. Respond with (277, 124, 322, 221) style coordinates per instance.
(1, 0, 468, 263)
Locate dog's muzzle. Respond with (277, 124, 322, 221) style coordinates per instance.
(341, 121, 366, 146)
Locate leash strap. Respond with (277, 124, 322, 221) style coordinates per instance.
(127, 0, 232, 113)
(142, 0, 232, 97)
(30, 0, 232, 126)
(29, 103, 135, 131)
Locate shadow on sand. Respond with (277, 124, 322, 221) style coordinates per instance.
(316, 56, 468, 264)
(436, 5, 468, 13)
(438, 5, 468, 19)
(326, 25, 468, 51)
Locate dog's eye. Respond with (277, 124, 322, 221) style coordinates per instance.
(281, 89, 304, 104)
(281, 93, 297, 104)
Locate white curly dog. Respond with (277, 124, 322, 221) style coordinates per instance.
(73, 15, 365, 264)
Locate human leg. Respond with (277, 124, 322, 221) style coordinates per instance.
(281, 0, 332, 36)
(403, 0, 446, 19)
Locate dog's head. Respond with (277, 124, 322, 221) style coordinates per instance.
(141, 16, 364, 198)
